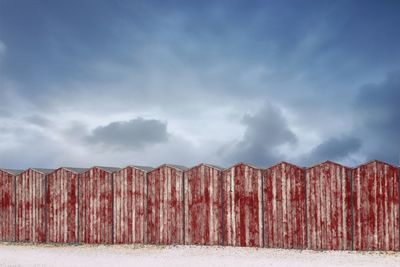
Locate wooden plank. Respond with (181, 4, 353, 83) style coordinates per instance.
(264, 163, 306, 249)
(15, 169, 46, 243)
(352, 160, 399, 251)
(78, 167, 113, 244)
(306, 162, 351, 250)
(184, 164, 222, 245)
(113, 167, 147, 244)
(0, 171, 16, 241)
(46, 168, 78, 243)
(147, 165, 184, 245)
(223, 163, 262, 247)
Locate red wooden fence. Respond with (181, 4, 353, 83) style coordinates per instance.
(222, 163, 263, 247)
(2, 160, 400, 251)
(113, 166, 151, 244)
(0, 169, 19, 241)
(15, 168, 52, 243)
(78, 167, 118, 244)
(47, 168, 83, 243)
(147, 164, 186, 245)
(264, 162, 306, 249)
(184, 164, 222, 245)
(306, 161, 352, 250)
(352, 160, 399, 251)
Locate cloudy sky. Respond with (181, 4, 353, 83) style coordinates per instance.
(0, 0, 399, 169)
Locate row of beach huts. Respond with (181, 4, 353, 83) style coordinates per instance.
(0, 160, 399, 251)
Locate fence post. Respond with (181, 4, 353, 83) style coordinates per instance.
(349, 168, 354, 251)
(304, 167, 307, 249)
(261, 169, 265, 247)
(14, 174, 17, 242)
(44, 174, 48, 243)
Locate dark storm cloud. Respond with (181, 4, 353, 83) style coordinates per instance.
(1, 0, 400, 105)
(301, 71, 400, 166)
(0, 1, 399, 167)
(223, 103, 297, 167)
(305, 136, 362, 165)
(354, 71, 400, 164)
(86, 117, 169, 150)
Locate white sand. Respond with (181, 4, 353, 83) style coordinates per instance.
(0, 243, 399, 267)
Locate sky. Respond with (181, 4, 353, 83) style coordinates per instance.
(0, 0, 399, 169)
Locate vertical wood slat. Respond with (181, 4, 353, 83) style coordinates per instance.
(147, 165, 185, 245)
(15, 169, 47, 243)
(263, 162, 306, 248)
(352, 160, 399, 251)
(113, 166, 148, 244)
(78, 167, 114, 244)
(184, 164, 223, 245)
(306, 161, 351, 250)
(46, 168, 78, 243)
(222, 163, 263, 247)
(0, 170, 16, 241)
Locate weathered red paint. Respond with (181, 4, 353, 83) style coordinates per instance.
(184, 164, 222, 245)
(113, 166, 150, 244)
(264, 162, 306, 249)
(147, 165, 186, 245)
(15, 169, 51, 243)
(1, 160, 400, 251)
(306, 161, 352, 250)
(352, 160, 399, 251)
(47, 168, 81, 243)
(222, 163, 263, 247)
(0, 169, 19, 241)
(79, 167, 117, 244)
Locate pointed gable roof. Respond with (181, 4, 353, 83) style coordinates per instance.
(353, 159, 398, 169)
(54, 167, 89, 174)
(0, 168, 23, 175)
(306, 160, 350, 170)
(128, 165, 154, 172)
(187, 163, 224, 171)
(223, 162, 261, 171)
(92, 166, 121, 173)
(266, 161, 304, 170)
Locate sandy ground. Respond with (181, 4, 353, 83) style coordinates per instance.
(0, 243, 399, 267)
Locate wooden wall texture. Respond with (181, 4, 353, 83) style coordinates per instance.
(306, 161, 352, 250)
(352, 160, 399, 251)
(15, 169, 49, 243)
(113, 166, 149, 244)
(184, 164, 222, 245)
(46, 168, 80, 243)
(0, 170, 16, 241)
(264, 162, 306, 249)
(1, 161, 399, 250)
(147, 165, 185, 245)
(222, 163, 263, 247)
(78, 167, 115, 244)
